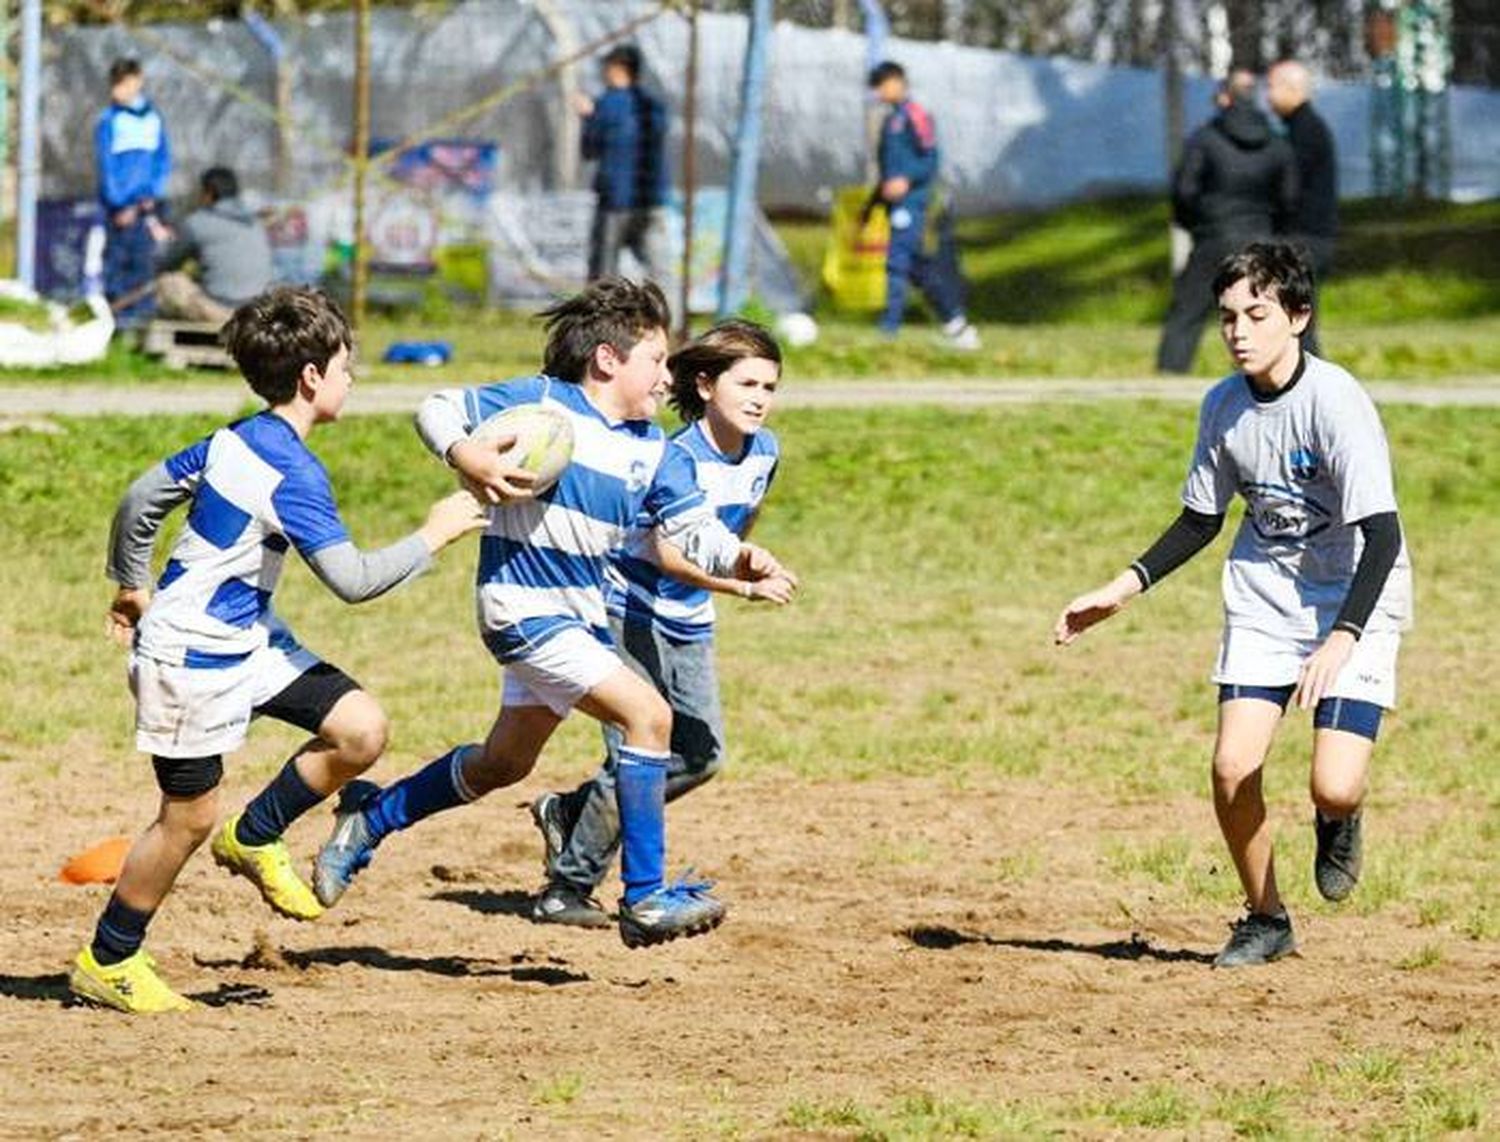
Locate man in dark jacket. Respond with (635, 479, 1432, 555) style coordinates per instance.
(1268, 60, 1337, 354)
(154, 167, 274, 326)
(1156, 76, 1299, 373)
(576, 44, 669, 282)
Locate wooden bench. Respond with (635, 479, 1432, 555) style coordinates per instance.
(141, 320, 232, 370)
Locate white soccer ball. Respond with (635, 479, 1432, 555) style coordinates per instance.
(469, 404, 574, 494)
(775, 311, 819, 348)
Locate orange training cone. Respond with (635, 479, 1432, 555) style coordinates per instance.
(59, 836, 131, 885)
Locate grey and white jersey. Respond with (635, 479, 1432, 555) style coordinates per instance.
(1183, 354, 1413, 640)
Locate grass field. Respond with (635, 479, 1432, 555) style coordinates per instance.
(1, 401, 1496, 1137)
(2, 197, 1496, 388)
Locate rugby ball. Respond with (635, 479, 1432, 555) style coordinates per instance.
(469, 404, 574, 493)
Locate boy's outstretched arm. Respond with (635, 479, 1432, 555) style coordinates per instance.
(1054, 507, 1223, 645)
(302, 490, 487, 605)
(413, 389, 537, 504)
(647, 528, 797, 605)
(105, 461, 197, 644)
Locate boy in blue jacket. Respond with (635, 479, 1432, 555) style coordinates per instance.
(95, 58, 172, 327)
(866, 61, 978, 350)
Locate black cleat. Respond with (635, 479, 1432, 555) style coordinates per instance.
(1314, 810, 1363, 902)
(531, 881, 611, 929)
(529, 793, 572, 878)
(1214, 910, 1297, 968)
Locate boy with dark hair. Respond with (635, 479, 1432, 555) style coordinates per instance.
(314, 280, 789, 948)
(95, 57, 172, 327)
(70, 287, 486, 1013)
(155, 165, 275, 325)
(1056, 241, 1410, 967)
(531, 319, 796, 927)
(865, 60, 978, 350)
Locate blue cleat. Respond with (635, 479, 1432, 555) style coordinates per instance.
(314, 779, 382, 908)
(617, 872, 726, 949)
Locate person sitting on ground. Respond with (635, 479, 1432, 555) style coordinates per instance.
(154, 166, 275, 327)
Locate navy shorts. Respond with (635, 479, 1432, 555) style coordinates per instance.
(1218, 683, 1383, 742)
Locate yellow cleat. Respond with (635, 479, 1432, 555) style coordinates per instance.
(69, 947, 195, 1014)
(211, 814, 324, 921)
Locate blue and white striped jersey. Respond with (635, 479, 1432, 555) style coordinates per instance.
(134, 411, 350, 668)
(416, 376, 738, 659)
(606, 421, 780, 642)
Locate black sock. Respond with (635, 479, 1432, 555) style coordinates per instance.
(236, 758, 324, 847)
(92, 892, 153, 966)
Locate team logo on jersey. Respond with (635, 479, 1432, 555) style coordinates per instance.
(1288, 447, 1321, 481)
(750, 474, 767, 499)
(1244, 482, 1331, 542)
(627, 459, 650, 493)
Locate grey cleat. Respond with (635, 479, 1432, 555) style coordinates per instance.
(314, 779, 381, 907)
(1214, 910, 1296, 968)
(1314, 810, 1363, 902)
(531, 881, 611, 929)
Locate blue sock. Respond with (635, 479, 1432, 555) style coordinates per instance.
(91, 892, 153, 966)
(616, 747, 670, 906)
(236, 758, 324, 847)
(362, 746, 477, 844)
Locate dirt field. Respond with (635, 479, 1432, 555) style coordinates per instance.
(3, 757, 1495, 1139)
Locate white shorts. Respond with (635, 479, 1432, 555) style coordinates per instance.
(499, 624, 621, 718)
(1213, 625, 1401, 709)
(131, 640, 320, 758)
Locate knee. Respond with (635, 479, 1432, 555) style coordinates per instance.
(622, 692, 672, 753)
(698, 751, 725, 782)
(333, 713, 389, 771)
(325, 696, 389, 772)
(1212, 749, 1263, 798)
(1310, 775, 1364, 818)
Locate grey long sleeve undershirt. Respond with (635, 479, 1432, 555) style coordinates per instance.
(107, 463, 191, 587)
(107, 462, 433, 602)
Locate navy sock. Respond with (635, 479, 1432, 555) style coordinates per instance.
(236, 758, 324, 847)
(616, 747, 669, 906)
(362, 746, 477, 844)
(91, 892, 154, 966)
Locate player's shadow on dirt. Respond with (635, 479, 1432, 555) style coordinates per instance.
(0, 972, 72, 1003)
(187, 982, 274, 1007)
(431, 888, 542, 920)
(0, 973, 272, 1008)
(284, 945, 588, 986)
(902, 925, 1215, 965)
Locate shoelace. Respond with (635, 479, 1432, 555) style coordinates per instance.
(1324, 817, 1356, 866)
(662, 869, 716, 900)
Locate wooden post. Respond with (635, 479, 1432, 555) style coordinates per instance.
(678, 0, 700, 342)
(352, 0, 371, 331)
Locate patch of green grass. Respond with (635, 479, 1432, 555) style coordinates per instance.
(1212, 1084, 1294, 1139)
(1395, 943, 1444, 971)
(531, 1073, 584, 1107)
(780, 1091, 1052, 1139)
(1091, 1083, 1195, 1129)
